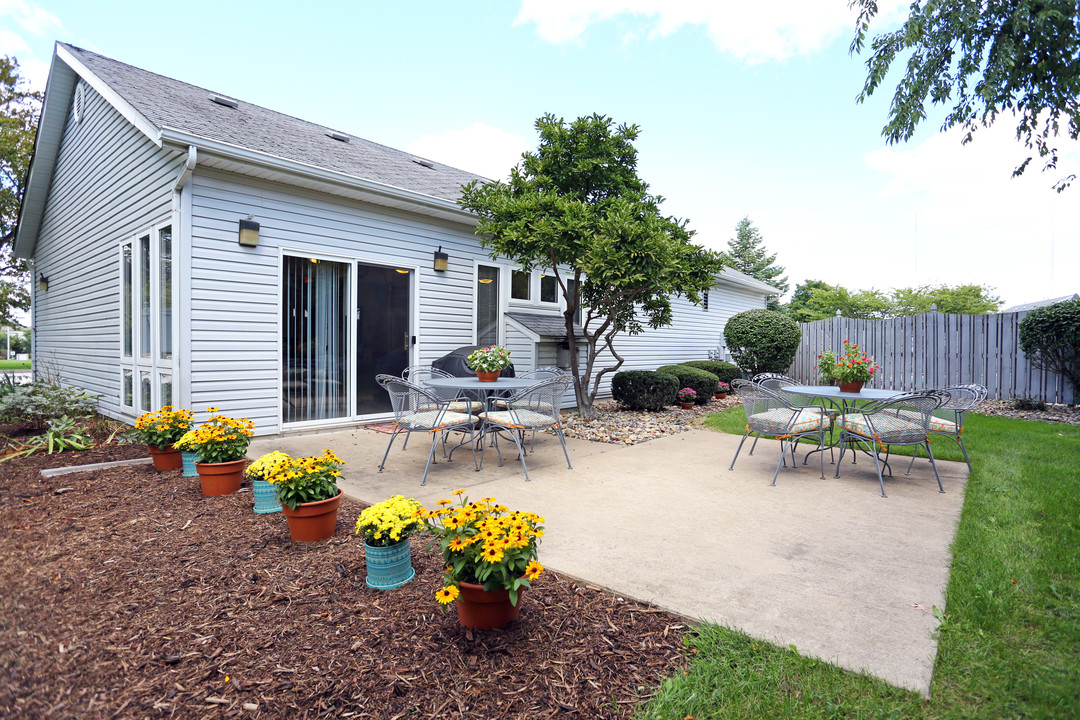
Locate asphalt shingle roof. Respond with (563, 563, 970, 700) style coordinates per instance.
(62, 43, 489, 202)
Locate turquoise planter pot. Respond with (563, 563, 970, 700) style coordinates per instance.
(365, 539, 415, 590)
(252, 478, 282, 514)
(180, 451, 199, 477)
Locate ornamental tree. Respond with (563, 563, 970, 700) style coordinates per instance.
(1018, 297, 1080, 397)
(721, 216, 788, 295)
(458, 113, 725, 418)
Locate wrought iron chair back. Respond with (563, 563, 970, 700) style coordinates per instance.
(729, 379, 827, 484)
(481, 376, 574, 482)
(400, 364, 481, 413)
(751, 373, 797, 392)
(906, 383, 986, 472)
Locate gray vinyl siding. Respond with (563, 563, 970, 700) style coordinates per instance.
(503, 324, 536, 373)
(31, 81, 178, 419)
(188, 169, 487, 435)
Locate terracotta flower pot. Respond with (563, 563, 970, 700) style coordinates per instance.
(195, 459, 245, 496)
(475, 370, 501, 382)
(838, 381, 865, 393)
(147, 444, 182, 471)
(679, 401, 694, 409)
(714, 392, 727, 400)
(456, 580, 523, 630)
(282, 490, 342, 542)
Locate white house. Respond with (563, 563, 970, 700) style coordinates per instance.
(15, 43, 776, 435)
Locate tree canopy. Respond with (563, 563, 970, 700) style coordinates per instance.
(785, 280, 1002, 320)
(458, 113, 725, 418)
(850, 0, 1080, 191)
(721, 217, 788, 295)
(0, 56, 39, 326)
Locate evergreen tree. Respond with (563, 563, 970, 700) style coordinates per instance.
(721, 217, 788, 295)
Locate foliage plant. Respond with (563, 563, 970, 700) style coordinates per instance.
(816, 341, 880, 384)
(656, 365, 718, 405)
(680, 360, 741, 385)
(1018, 297, 1080, 396)
(717, 381, 730, 393)
(466, 344, 512, 373)
(723, 309, 801, 376)
(355, 495, 425, 547)
(264, 449, 343, 510)
(172, 408, 255, 464)
(0, 415, 93, 461)
(423, 489, 545, 607)
(244, 450, 291, 482)
(458, 113, 725, 419)
(1009, 395, 1047, 412)
(611, 370, 678, 411)
(128, 406, 193, 448)
(0, 380, 100, 429)
(677, 387, 698, 403)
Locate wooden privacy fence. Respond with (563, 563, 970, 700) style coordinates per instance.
(788, 310, 1075, 405)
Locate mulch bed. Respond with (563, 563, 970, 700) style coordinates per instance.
(0, 430, 688, 719)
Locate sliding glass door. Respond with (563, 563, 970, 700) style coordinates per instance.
(356, 264, 412, 415)
(282, 256, 350, 423)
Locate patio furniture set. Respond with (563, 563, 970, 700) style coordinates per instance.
(375, 366, 574, 484)
(729, 373, 987, 497)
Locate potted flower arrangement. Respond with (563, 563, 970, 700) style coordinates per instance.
(817, 341, 880, 393)
(129, 406, 193, 471)
(714, 381, 730, 400)
(423, 489, 545, 629)
(172, 408, 255, 496)
(245, 451, 289, 514)
(466, 345, 512, 382)
(265, 449, 344, 542)
(677, 387, 697, 409)
(355, 495, 425, 589)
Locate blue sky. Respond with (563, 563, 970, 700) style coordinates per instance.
(3, 0, 1078, 308)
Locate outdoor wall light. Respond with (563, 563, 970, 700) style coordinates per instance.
(38, 274, 49, 291)
(238, 218, 260, 247)
(433, 246, 448, 272)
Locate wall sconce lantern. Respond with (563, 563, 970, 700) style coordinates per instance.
(238, 218, 260, 247)
(38, 274, 49, 292)
(433, 245, 448, 272)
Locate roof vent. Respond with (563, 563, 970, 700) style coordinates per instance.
(209, 95, 239, 109)
(412, 158, 434, 169)
(327, 132, 350, 143)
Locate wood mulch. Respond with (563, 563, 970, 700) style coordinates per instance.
(0, 427, 688, 719)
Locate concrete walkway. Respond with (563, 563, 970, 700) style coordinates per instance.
(250, 424, 967, 695)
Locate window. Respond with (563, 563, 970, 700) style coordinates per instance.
(159, 227, 172, 359)
(476, 265, 500, 346)
(120, 222, 174, 414)
(566, 278, 582, 326)
(703, 291, 709, 311)
(139, 234, 151, 358)
(540, 273, 558, 304)
(122, 245, 133, 357)
(511, 269, 530, 300)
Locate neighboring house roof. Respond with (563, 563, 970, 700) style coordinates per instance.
(716, 266, 780, 296)
(506, 312, 584, 341)
(1002, 293, 1079, 313)
(15, 43, 488, 257)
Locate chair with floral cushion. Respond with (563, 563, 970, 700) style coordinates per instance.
(729, 379, 828, 485)
(480, 376, 574, 482)
(904, 384, 986, 473)
(835, 390, 950, 497)
(376, 374, 480, 485)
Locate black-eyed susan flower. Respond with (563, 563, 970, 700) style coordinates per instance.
(435, 585, 459, 605)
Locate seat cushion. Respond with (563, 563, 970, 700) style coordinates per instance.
(447, 400, 483, 414)
(896, 409, 958, 434)
(483, 409, 553, 429)
(399, 409, 475, 430)
(842, 413, 925, 444)
(747, 407, 826, 436)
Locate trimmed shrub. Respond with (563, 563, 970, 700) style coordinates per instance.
(1018, 297, 1080, 396)
(656, 365, 718, 405)
(681, 360, 742, 386)
(723, 309, 801, 376)
(611, 370, 679, 411)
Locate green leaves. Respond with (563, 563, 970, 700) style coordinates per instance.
(1018, 297, 1080, 395)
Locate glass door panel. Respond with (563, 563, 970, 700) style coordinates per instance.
(356, 264, 411, 415)
(282, 256, 350, 423)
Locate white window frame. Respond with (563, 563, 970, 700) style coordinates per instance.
(473, 260, 509, 345)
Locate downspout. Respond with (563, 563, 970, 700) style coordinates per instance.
(173, 145, 197, 196)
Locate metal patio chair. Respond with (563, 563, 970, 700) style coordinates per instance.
(400, 365, 483, 414)
(375, 374, 479, 485)
(835, 390, 950, 497)
(748, 372, 816, 455)
(729, 379, 828, 485)
(480, 376, 574, 482)
(904, 384, 987, 473)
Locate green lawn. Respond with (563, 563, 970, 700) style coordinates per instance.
(637, 409, 1080, 719)
(0, 359, 30, 370)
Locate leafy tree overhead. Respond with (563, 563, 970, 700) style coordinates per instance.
(785, 279, 835, 322)
(0, 56, 39, 326)
(785, 280, 1002, 320)
(459, 113, 725, 419)
(891, 284, 1003, 315)
(850, 0, 1080, 191)
(809, 284, 892, 320)
(721, 217, 788, 295)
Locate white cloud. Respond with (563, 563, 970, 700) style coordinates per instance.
(0, 0, 66, 90)
(514, 0, 909, 63)
(0, 0, 63, 35)
(406, 122, 531, 181)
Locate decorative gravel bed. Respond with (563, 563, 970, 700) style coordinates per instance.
(559, 397, 739, 445)
(973, 399, 1080, 426)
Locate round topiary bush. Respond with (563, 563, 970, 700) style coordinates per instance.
(611, 370, 679, 411)
(680, 360, 742, 386)
(655, 365, 718, 405)
(723, 309, 801, 376)
(1018, 297, 1080, 396)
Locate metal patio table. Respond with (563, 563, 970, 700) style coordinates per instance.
(425, 376, 538, 468)
(780, 385, 905, 467)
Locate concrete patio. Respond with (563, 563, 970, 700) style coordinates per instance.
(250, 422, 968, 695)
